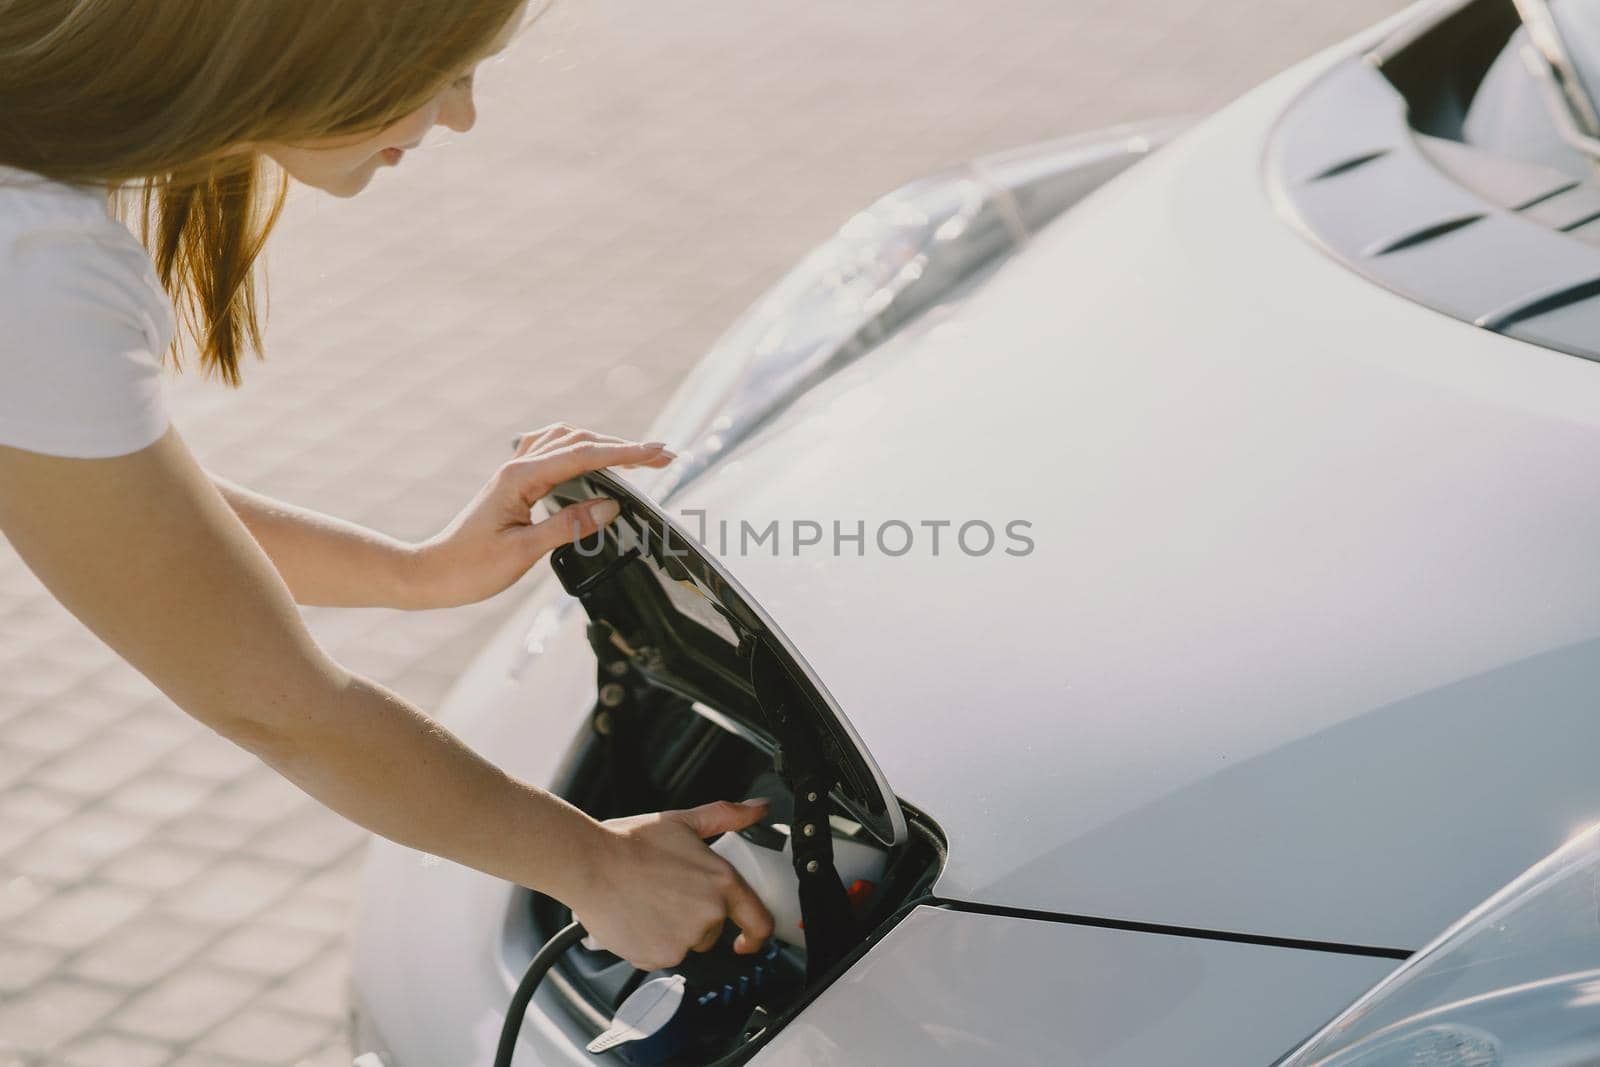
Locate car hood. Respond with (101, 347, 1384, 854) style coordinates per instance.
(655, 37, 1600, 950)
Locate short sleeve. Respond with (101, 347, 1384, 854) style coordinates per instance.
(0, 185, 174, 459)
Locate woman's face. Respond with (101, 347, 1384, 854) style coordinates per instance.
(260, 3, 528, 198)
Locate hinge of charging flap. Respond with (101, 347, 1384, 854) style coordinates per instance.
(744, 635, 858, 980)
(788, 770, 858, 981)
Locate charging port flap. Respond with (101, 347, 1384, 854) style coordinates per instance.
(546, 470, 907, 848)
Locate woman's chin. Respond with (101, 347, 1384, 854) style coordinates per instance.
(310, 166, 379, 199)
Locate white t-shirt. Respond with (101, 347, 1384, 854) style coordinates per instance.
(0, 166, 174, 459)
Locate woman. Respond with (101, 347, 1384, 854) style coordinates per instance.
(0, 0, 774, 973)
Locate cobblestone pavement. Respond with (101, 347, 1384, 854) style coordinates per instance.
(0, 2, 1404, 1064)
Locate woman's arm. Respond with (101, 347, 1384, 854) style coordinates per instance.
(0, 429, 772, 969)
(210, 475, 422, 608)
(211, 424, 674, 610)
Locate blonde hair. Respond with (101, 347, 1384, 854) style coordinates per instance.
(0, 0, 528, 384)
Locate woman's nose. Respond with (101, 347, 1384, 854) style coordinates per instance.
(437, 83, 478, 134)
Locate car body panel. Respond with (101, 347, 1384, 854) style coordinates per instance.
(751, 906, 1397, 1066)
(658, 28, 1600, 950)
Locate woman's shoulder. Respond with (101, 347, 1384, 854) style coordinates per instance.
(0, 166, 174, 339)
(0, 164, 121, 235)
(0, 166, 158, 268)
(0, 165, 174, 460)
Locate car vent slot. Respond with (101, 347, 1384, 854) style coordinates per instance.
(1308, 149, 1391, 182)
(1364, 214, 1485, 256)
(1474, 275, 1600, 331)
(1520, 185, 1600, 231)
(1563, 210, 1600, 233)
(1515, 180, 1582, 211)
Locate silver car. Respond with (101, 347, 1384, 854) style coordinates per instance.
(352, 0, 1600, 1062)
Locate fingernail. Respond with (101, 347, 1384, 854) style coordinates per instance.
(644, 441, 668, 450)
(588, 499, 620, 524)
(741, 796, 771, 806)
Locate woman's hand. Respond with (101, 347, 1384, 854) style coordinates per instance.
(569, 799, 777, 971)
(408, 424, 674, 609)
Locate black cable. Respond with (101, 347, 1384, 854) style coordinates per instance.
(495, 919, 769, 1067)
(494, 920, 587, 1067)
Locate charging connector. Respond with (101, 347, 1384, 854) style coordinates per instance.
(496, 919, 777, 1067)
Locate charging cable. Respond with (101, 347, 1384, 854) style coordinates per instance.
(495, 920, 587, 1067)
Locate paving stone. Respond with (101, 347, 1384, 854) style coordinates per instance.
(255, 892, 351, 939)
(111, 967, 264, 1043)
(205, 922, 330, 979)
(0, 745, 45, 792)
(287, 1043, 356, 1067)
(6, 809, 153, 882)
(0, 696, 29, 730)
(0, 939, 65, 995)
(30, 729, 177, 797)
(98, 844, 217, 893)
(205, 767, 313, 827)
(194, 1007, 336, 1065)
(55, 1031, 174, 1067)
(113, 703, 203, 748)
(1, 707, 104, 758)
(2, 837, 97, 883)
(0, 656, 88, 706)
(105, 774, 216, 822)
(160, 734, 261, 783)
(165, 1055, 257, 1067)
(246, 808, 367, 870)
(0, 874, 54, 922)
(0, 980, 120, 1055)
(80, 665, 159, 705)
(161, 858, 302, 927)
(42, 684, 142, 730)
(0, 786, 79, 827)
(264, 946, 350, 1023)
(0, 815, 44, 857)
(298, 857, 364, 906)
(151, 813, 260, 853)
(67, 913, 212, 988)
(8, 884, 149, 953)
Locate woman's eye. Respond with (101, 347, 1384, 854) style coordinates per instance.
(452, 72, 476, 90)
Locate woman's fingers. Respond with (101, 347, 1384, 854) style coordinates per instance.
(511, 422, 584, 456)
(512, 423, 654, 458)
(666, 800, 775, 955)
(512, 425, 675, 472)
(521, 499, 622, 558)
(506, 440, 673, 505)
(690, 923, 724, 954)
(621, 450, 676, 470)
(672, 799, 772, 839)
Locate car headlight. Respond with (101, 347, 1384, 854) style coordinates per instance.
(642, 119, 1187, 497)
(1277, 824, 1600, 1067)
